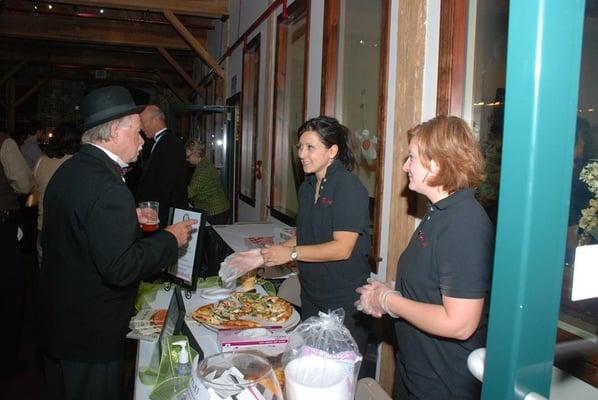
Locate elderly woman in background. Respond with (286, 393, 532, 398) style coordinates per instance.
(357, 116, 494, 399)
(185, 139, 230, 225)
(34, 122, 81, 266)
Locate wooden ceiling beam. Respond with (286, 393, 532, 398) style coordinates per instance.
(0, 11, 205, 50)
(0, 60, 27, 87)
(2, 63, 185, 87)
(154, 69, 189, 103)
(52, 0, 229, 18)
(0, 45, 193, 75)
(11, 67, 164, 86)
(157, 47, 203, 96)
(15, 80, 46, 108)
(163, 9, 225, 78)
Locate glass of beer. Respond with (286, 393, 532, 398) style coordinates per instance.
(138, 201, 159, 232)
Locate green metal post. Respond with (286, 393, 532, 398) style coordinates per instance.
(482, 1, 586, 399)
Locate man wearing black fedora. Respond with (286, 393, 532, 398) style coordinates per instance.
(39, 86, 197, 400)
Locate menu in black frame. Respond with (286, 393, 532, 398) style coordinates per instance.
(166, 206, 206, 291)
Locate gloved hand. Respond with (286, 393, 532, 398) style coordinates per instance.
(355, 278, 397, 318)
(218, 249, 264, 284)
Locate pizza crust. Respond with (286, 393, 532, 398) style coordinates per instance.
(220, 319, 262, 328)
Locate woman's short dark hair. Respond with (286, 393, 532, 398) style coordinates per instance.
(46, 122, 81, 158)
(408, 115, 485, 192)
(297, 116, 356, 171)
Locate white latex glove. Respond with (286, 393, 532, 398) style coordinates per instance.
(218, 249, 264, 284)
(355, 278, 397, 318)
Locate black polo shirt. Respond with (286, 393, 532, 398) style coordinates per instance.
(296, 160, 370, 306)
(394, 188, 494, 399)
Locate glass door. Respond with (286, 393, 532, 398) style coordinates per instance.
(168, 105, 236, 222)
(482, 1, 590, 399)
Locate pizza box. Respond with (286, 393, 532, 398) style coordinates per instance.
(218, 327, 289, 355)
(273, 226, 295, 244)
(244, 236, 275, 248)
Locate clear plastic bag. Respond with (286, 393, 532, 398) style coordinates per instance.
(218, 249, 264, 286)
(282, 308, 362, 400)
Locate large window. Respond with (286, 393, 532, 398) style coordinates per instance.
(464, 1, 508, 225)
(321, 0, 389, 269)
(270, 0, 309, 223)
(239, 34, 260, 207)
(463, 0, 598, 389)
(558, 1, 598, 388)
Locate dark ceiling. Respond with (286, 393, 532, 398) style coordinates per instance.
(0, 0, 228, 103)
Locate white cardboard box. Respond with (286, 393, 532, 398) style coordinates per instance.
(218, 327, 288, 356)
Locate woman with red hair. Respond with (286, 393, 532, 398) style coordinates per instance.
(357, 115, 494, 399)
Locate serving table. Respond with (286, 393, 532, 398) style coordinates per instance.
(210, 222, 290, 252)
(201, 222, 292, 277)
(133, 288, 218, 400)
(134, 222, 295, 399)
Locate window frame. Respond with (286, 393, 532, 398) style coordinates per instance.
(239, 34, 261, 207)
(269, 0, 310, 224)
(319, 0, 391, 272)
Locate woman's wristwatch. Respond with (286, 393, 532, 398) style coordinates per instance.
(290, 246, 298, 261)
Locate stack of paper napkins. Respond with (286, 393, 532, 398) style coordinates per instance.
(126, 308, 165, 341)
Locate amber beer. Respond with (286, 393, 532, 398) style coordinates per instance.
(141, 222, 159, 232)
(138, 201, 159, 232)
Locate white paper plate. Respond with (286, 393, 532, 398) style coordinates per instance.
(258, 264, 298, 280)
(199, 287, 234, 300)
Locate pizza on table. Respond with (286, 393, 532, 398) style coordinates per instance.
(192, 292, 293, 328)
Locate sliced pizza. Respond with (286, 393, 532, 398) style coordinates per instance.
(150, 309, 167, 328)
(191, 292, 293, 328)
(192, 304, 224, 325)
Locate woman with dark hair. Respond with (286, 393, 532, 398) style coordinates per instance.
(34, 122, 81, 265)
(357, 116, 494, 399)
(222, 116, 371, 355)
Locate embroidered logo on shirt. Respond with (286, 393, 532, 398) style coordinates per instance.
(417, 229, 428, 248)
(319, 196, 333, 206)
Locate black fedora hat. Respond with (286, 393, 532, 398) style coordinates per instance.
(80, 86, 145, 131)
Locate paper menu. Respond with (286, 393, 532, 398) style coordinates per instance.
(571, 244, 598, 301)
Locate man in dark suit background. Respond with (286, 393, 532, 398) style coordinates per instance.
(136, 105, 188, 227)
(39, 86, 197, 400)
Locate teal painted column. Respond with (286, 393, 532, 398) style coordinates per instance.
(482, 1, 585, 399)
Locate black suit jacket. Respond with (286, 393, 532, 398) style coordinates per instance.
(135, 129, 188, 226)
(40, 144, 178, 362)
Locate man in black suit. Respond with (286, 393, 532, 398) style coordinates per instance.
(39, 86, 197, 400)
(136, 105, 188, 227)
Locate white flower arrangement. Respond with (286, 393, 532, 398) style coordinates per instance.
(580, 161, 598, 196)
(578, 161, 598, 243)
(579, 198, 598, 233)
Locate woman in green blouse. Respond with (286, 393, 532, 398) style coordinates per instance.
(185, 139, 230, 224)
